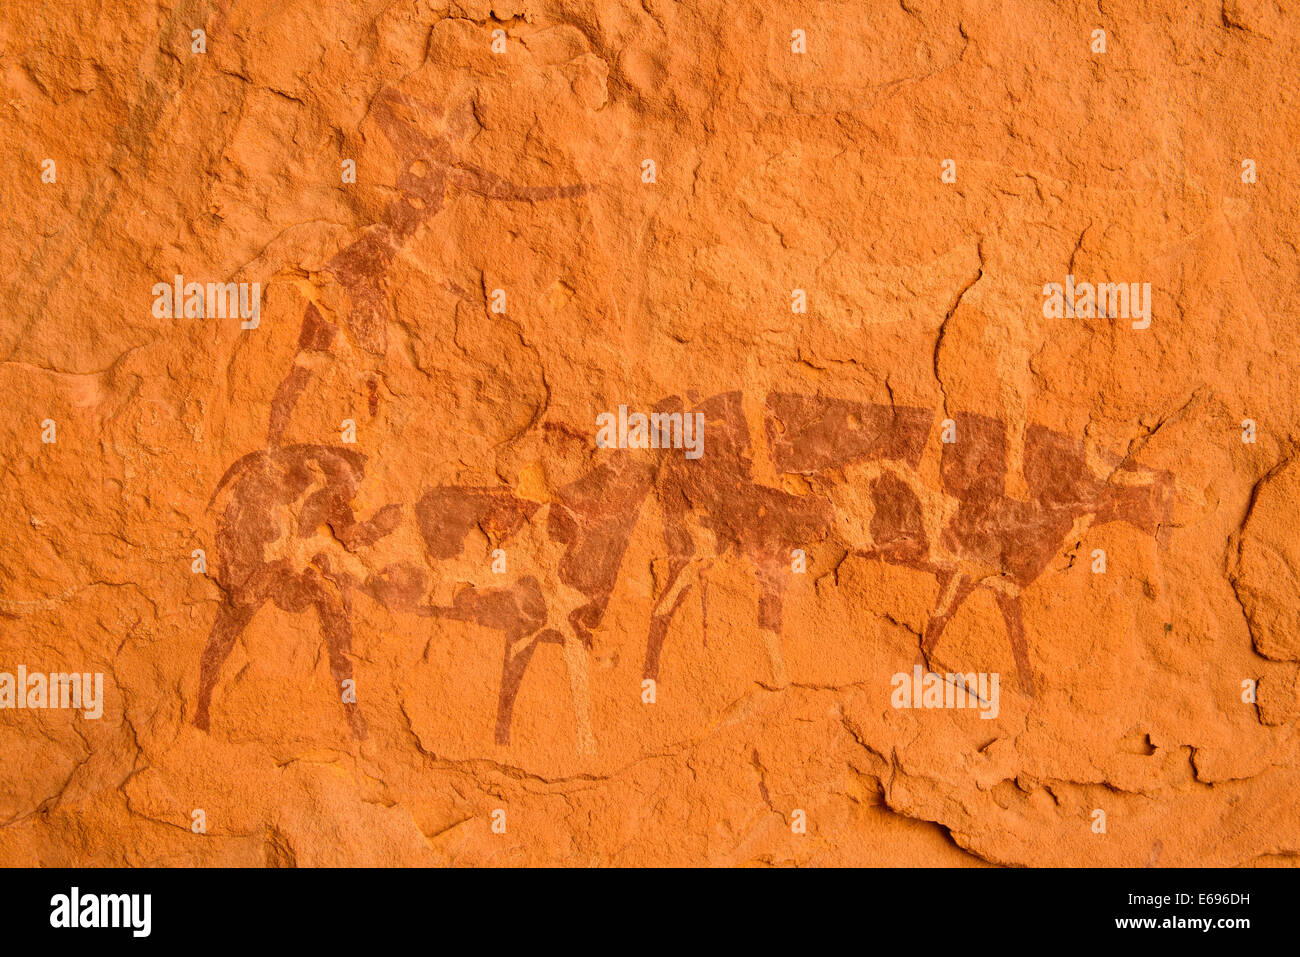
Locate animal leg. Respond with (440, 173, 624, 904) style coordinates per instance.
(561, 631, 596, 756)
(315, 595, 368, 740)
(195, 599, 262, 731)
(494, 629, 562, 746)
(995, 590, 1036, 697)
(920, 572, 976, 670)
(267, 303, 339, 445)
(495, 632, 533, 746)
(755, 560, 790, 688)
(644, 557, 699, 682)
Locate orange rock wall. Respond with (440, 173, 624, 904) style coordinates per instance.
(1, 0, 1297, 866)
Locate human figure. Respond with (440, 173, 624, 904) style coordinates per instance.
(196, 85, 594, 739)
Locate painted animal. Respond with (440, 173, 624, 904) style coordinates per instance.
(635, 392, 1172, 697)
(196, 81, 596, 745)
(763, 395, 1175, 693)
(194, 441, 656, 752)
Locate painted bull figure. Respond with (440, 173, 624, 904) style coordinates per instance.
(195, 388, 1173, 750)
(643, 393, 1174, 697)
(194, 441, 653, 753)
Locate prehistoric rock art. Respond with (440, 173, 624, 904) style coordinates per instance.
(195, 443, 382, 738)
(268, 85, 593, 442)
(196, 84, 595, 742)
(413, 454, 657, 753)
(7, 0, 1297, 871)
(645, 392, 834, 687)
(194, 370, 1175, 754)
(763, 395, 1175, 694)
(197, 441, 656, 752)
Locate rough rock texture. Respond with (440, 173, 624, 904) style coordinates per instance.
(1, 0, 1298, 866)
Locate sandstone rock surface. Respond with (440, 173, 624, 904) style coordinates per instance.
(1, 0, 1298, 866)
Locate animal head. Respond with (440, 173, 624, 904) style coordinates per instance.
(1097, 465, 1176, 544)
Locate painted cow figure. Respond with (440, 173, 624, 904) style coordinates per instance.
(761, 395, 1175, 694)
(644, 392, 833, 686)
(195, 79, 598, 748)
(195, 443, 655, 753)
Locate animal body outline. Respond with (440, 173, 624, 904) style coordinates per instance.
(194, 82, 598, 743)
(642, 392, 1174, 699)
(196, 383, 1173, 750)
(190, 87, 1173, 751)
